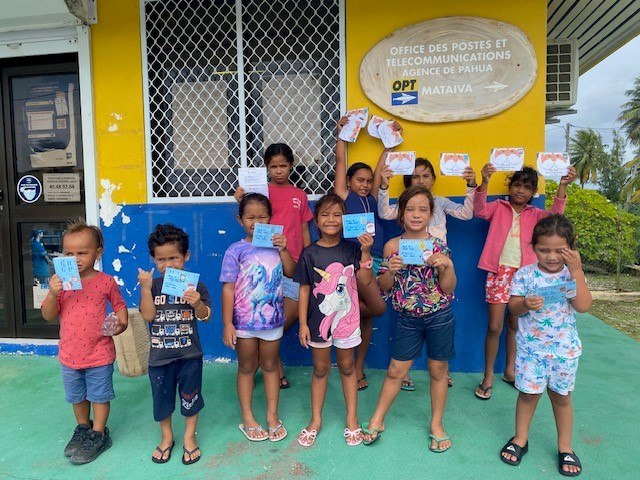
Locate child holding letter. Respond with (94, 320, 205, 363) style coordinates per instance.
(474, 164, 576, 400)
(41, 219, 128, 464)
(335, 117, 387, 391)
(361, 186, 456, 452)
(138, 224, 212, 465)
(295, 194, 375, 447)
(500, 214, 590, 477)
(234, 143, 313, 389)
(220, 194, 296, 442)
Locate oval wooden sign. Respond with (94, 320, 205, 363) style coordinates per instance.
(359, 16, 538, 123)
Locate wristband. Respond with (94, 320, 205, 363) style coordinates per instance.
(195, 305, 211, 321)
(359, 259, 373, 270)
(379, 185, 388, 191)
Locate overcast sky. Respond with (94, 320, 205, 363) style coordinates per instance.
(545, 34, 640, 162)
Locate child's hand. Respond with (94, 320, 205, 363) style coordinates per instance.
(182, 288, 201, 307)
(233, 186, 246, 203)
(480, 163, 496, 183)
(48, 274, 62, 296)
(390, 121, 403, 135)
(113, 320, 128, 336)
(357, 233, 374, 253)
(461, 166, 478, 187)
(336, 116, 348, 135)
(380, 165, 394, 189)
(524, 295, 544, 311)
(387, 255, 403, 274)
(560, 247, 583, 274)
(272, 233, 287, 252)
(427, 252, 452, 269)
(222, 324, 237, 349)
(137, 268, 154, 290)
(299, 324, 311, 349)
(560, 165, 577, 186)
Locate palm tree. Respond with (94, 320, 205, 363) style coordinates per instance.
(621, 152, 640, 203)
(569, 128, 607, 187)
(618, 76, 640, 147)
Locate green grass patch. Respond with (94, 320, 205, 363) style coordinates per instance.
(590, 298, 640, 341)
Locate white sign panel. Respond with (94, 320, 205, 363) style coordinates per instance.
(360, 16, 538, 123)
(43, 173, 81, 202)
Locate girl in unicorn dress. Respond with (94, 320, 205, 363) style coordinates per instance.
(362, 186, 457, 453)
(219, 194, 296, 443)
(294, 194, 378, 448)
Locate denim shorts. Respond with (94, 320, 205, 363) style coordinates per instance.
(283, 276, 300, 301)
(61, 363, 115, 404)
(392, 305, 455, 362)
(149, 357, 204, 422)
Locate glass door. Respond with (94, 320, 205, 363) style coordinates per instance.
(0, 55, 85, 338)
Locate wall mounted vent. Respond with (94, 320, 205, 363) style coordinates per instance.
(546, 39, 578, 107)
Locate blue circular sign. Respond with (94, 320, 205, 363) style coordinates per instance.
(17, 175, 42, 203)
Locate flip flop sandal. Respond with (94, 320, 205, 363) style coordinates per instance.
(357, 375, 368, 391)
(297, 428, 318, 447)
(268, 422, 288, 442)
(344, 427, 363, 446)
(447, 375, 454, 387)
(151, 441, 174, 464)
(238, 424, 268, 442)
(429, 434, 451, 453)
(400, 379, 416, 391)
(361, 422, 384, 445)
(279, 376, 291, 389)
(558, 451, 582, 477)
(500, 437, 528, 466)
(182, 446, 201, 465)
(475, 383, 493, 400)
(502, 376, 516, 388)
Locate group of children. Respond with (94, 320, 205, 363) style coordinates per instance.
(44, 120, 589, 476)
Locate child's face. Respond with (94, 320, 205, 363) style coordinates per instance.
(534, 234, 570, 274)
(62, 229, 102, 277)
(401, 194, 432, 233)
(238, 201, 270, 239)
(267, 154, 292, 185)
(315, 202, 344, 237)
(509, 180, 535, 207)
(410, 165, 435, 189)
(347, 168, 373, 197)
(152, 242, 190, 274)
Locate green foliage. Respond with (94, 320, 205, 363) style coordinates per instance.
(569, 128, 607, 187)
(546, 181, 640, 269)
(618, 76, 640, 147)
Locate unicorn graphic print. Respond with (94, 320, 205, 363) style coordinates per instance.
(312, 262, 361, 341)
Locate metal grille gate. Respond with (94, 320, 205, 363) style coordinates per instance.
(144, 0, 341, 201)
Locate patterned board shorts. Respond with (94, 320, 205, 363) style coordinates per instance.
(515, 349, 579, 396)
(485, 265, 519, 304)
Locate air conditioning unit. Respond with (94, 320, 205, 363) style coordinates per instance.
(546, 39, 578, 107)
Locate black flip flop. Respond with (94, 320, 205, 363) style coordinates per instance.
(151, 441, 174, 464)
(279, 376, 291, 389)
(357, 374, 368, 391)
(500, 437, 528, 466)
(182, 446, 201, 465)
(558, 451, 582, 476)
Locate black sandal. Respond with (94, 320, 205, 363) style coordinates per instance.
(279, 376, 291, 389)
(357, 374, 368, 391)
(558, 451, 582, 477)
(500, 437, 528, 466)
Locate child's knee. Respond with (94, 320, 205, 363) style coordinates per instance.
(238, 360, 259, 375)
(337, 359, 355, 376)
(312, 362, 331, 379)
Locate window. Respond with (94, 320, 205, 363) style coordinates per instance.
(144, 0, 340, 201)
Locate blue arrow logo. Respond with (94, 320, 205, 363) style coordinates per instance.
(391, 92, 418, 105)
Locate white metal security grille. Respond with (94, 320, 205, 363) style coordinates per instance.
(143, 0, 340, 201)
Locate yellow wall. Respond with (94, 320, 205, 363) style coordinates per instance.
(91, 0, 146, 204)
(345, 0, 547, 196)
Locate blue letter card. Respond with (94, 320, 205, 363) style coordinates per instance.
(343, 212, 375, 238)
(252, 223, 284, 248)
(161, 267, 200, 297)
(53, 257, 82, 290)
(399, 239, 434, 265)
(535, 280, 577, 304)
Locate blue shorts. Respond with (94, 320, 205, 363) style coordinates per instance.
(149, 357, 205, 422)
(283, 276, 300, 301)
(392, 306, 455, 362)
(61, 363, 115, 404)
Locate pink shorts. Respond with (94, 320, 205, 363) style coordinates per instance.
(485, 265, 519, 304)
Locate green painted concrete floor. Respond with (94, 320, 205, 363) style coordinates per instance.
(1, 313, 638, 480)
